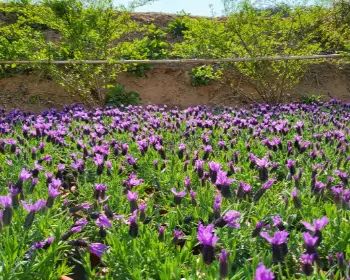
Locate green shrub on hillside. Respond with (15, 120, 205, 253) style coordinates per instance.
(167, 14, 189, 37)
(190, 65, 222, 86)
(106, 84, 141, 107)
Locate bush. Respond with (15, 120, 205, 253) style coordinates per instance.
(168, 16, 189, 37)
(106, 84, 141, 107)
(190, 65, 222, 86)
(300, 94, 323, 104)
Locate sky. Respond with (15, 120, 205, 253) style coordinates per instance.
(115, 0, 316, 16)
(116, 0, 225, 16)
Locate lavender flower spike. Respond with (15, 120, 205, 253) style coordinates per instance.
(197, 223, 218, 265)
(158, 226, 165, 242)
(88, 243, 109, 258)
(21, 199, 46, 229)
(260, 231, 289, 263)
(0, 195, 12, 226)
(171, 188, 186, 205)
(291, 188, 301, 209)
(46, 185, 62, 208)
(214, 210, 241, 228)
(253, 179, 277, 201)
(126, 191, 138, 212)
(218, 249, 230, 278)
(303, 232, 318, 254)
(301, 216, 329, 245)
(254, 263, 275, 280)
(301, 254, 315, 276)
(129, 210, 138, 238)
(252, 221, 265, 237)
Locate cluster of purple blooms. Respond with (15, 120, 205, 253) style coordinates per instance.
(0, 101, 349, 278)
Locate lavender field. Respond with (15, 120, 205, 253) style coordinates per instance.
(0, 101, 349, 279)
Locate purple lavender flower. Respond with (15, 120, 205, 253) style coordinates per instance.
(29, 236, 54, 256)
(254, 263, 275, 280)
(202, 145, 213, 160)
(96, 214, 112, 229)
(194, 159, 205, 178)
(22, 199, 46, 212)
(301, 253, 315, 276)
(331, 185, 343, 203)
(255, 157, 270, 182)
(153, 160, 159, 170)
(88, 243, 109, 258)
(129, 210, 138, 238)
(286, 159, 296, 176)
(252, 221, 265, 237)
(48, 185, 61, 199)
(215, 170, 235, 197)
(51, 178, 62, 189)
(45, 172, 54, 185)
(291, 188, 301, 209)
(184, 176, 191, 191)
(314, 181, 326, 194)
(223, 210, 241, 228)
(215, 210, 241, 228)
(237, 181, 252, 199)
(190, 190, 197, 206)
(260, 231, 289, 262)
(158, 226, 165, 242)
(178, 143, 186, 159)
(253, 179, 277, 201)
(0, 195, 12, 208)
(273, 216, 285, 231)
(217, 249, 229, 278)
(197, 223, 218, 265)
(21, 199, 46, 228)
(93, 184, 107, 202)
(171, 188, 186, 205)
(172, 229, 183, 245)
(301, 216, 329, 245)
(209, 161, 221, 183)
(46, 184, 62, 208)
(213, 194, 222, 219)
(69, 202, 91, 213)
(294, 121, 304, 136)
(336, 252, 345, 268)
(263, 178, 277, 190)
(93, 154, 104, 175)
(334, 170, 348, 185)
(303, 232, 318, 254)
(139, 203, 146, 222)
(19, 168, 31, 182)
(0, 195, 12, 226)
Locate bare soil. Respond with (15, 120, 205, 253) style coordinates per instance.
(0, 62, 349, 113)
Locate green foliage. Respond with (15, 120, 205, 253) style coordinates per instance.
(167, 15, 189, 37)
(116, 24, 168, 77)
(106, 84, 141, 107)
(190, 65, 222, 86)
(174, 0, 350, 103)
(300, 93, 323, 104)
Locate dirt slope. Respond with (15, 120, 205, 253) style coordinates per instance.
(0, 62, 349, 112)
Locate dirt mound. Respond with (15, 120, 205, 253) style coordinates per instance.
(0, 63, 349, 113)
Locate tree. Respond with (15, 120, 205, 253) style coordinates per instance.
(174, 0, 331, 103)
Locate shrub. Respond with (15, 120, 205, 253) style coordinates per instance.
(106, 84, 141, 107)
(300, 94, 323, 104)
(168, 15, 189, 37)
(190, 65, 222, 86)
